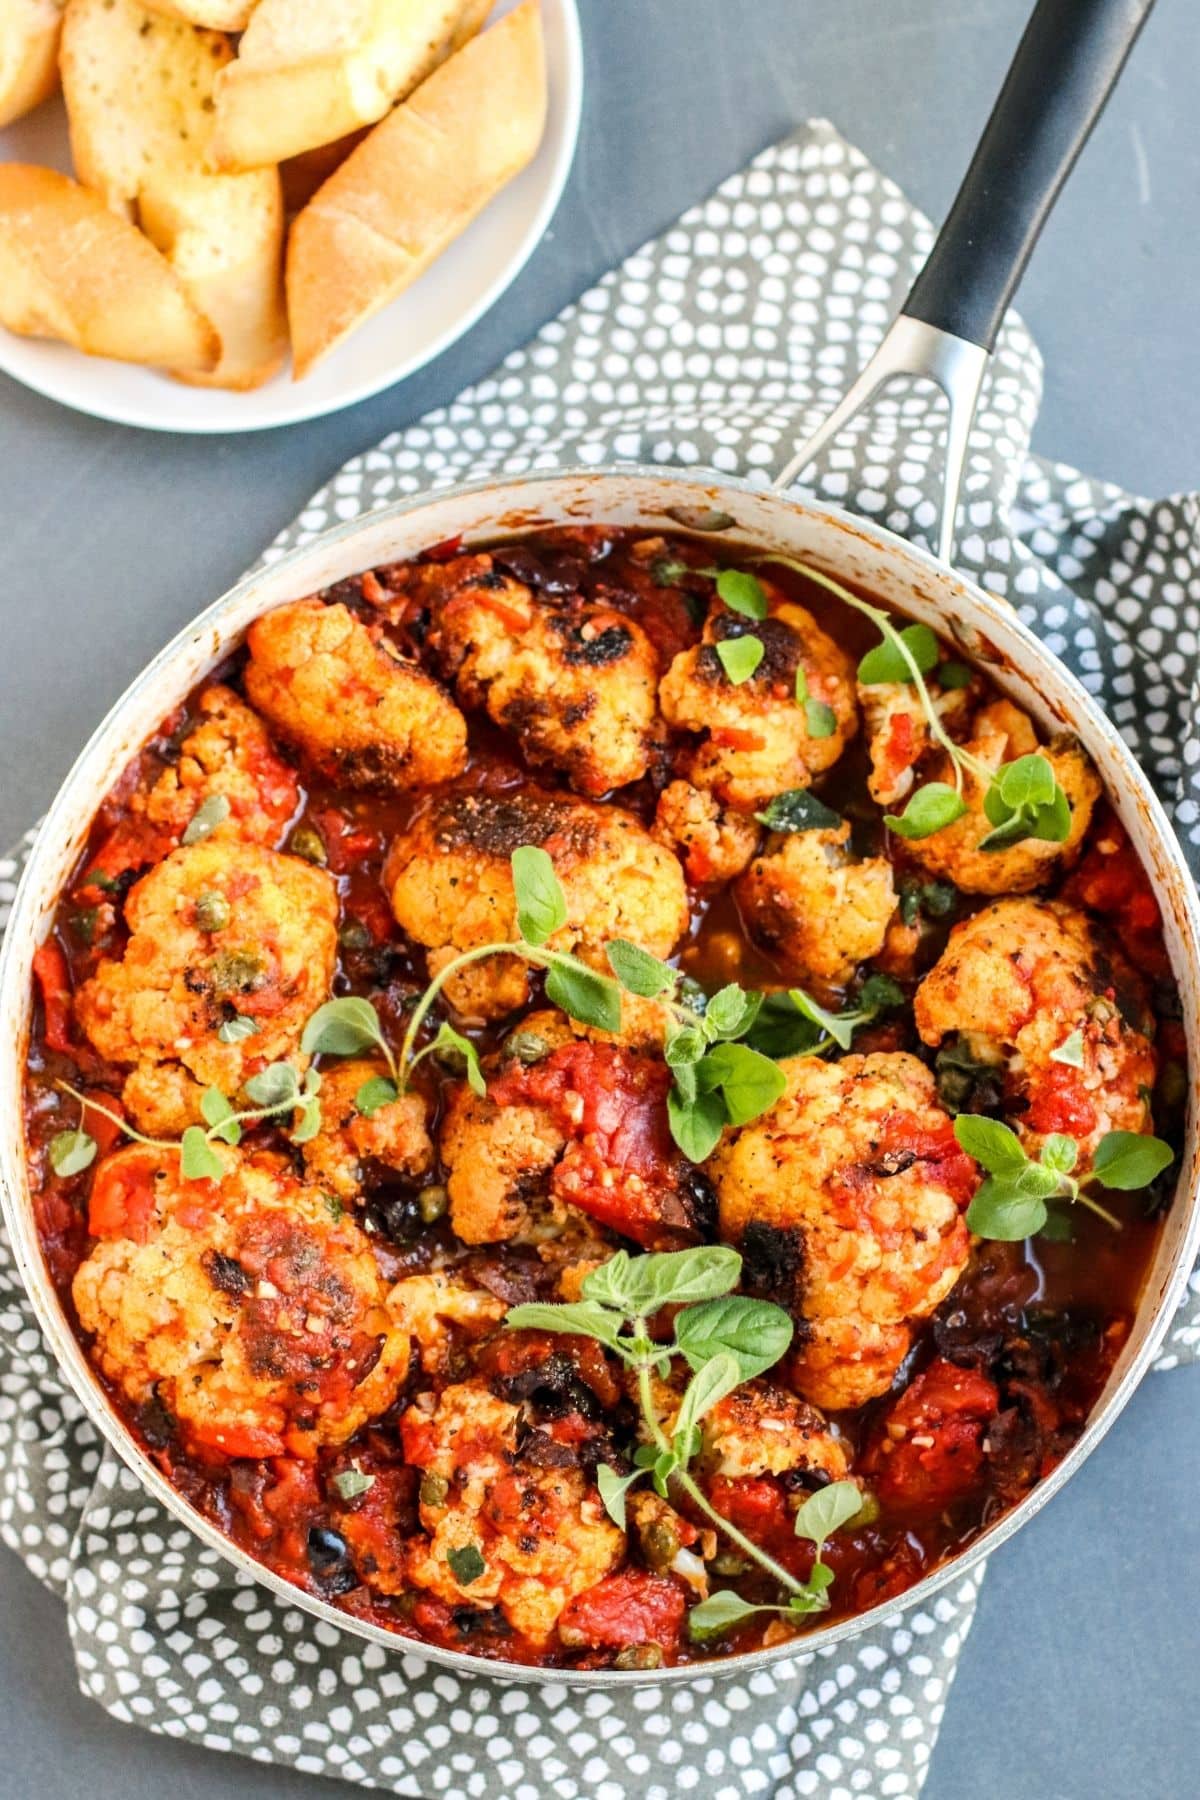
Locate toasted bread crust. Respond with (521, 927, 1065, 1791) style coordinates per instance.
(0, 0, 65, 128)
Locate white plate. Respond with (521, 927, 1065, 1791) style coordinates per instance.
(0, 0, 582, 433)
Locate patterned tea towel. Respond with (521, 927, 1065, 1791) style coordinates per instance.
(2, 119, 1199, 1800)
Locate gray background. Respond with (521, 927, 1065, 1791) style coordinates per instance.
(1, 0, 1197, 1794)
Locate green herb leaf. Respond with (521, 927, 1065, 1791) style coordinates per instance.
(244, 1061, 302, 1109)
(511, 845, 568, 946)
(786, 986, 855, 1051)
(715, 569, 768, 620)
(936, 661, 972, 690)
(49, 1127, 97, 1178)
(332, 1467, 375, 1501)
(688, 1589, 765, 1641)
(664, 1021, 708, 1069)
(884, 782, 969, 840)
(754, 789, 841, 834)
(1049, 1028, 1085, 1068)
(858, 973, 905, 1015)
(217, 1014, 258, 1045)
(503, 1300, 627, 1353)
(605, 938, 677, 1000)
(652, 558, 690, 587)
(898, 879, 957, 927)
(292, 1096, 322, 1144)
(596, 1463, 642, 1530)
(200, 1086, 242, 1145)
(302, 996, 388, 1060)
(355, 1075, 400, 1117)
(716, 635, 764, 685)
(180, 1126, 224, 1182)
(181, 793, 231, 844)
(953, 1114, 1028, 1177)
(997, 753, 1057, 812)
(1090, 1131, 1174, 1191)
(701, 984, 762, 1042)
(446, 1544, 486, 1585)
(668, 1085, 729, 1161)
(428, 1021, 486, 1096)
(675, 1295, 794, 1382)
(857, 623, 940, 686)
(1040, 1133, 1078, 1176)
(792, 1479, 864, 1549)
(966, 1178, 1048, 1241)
(582, 1244, 742, 1315)
(745, 991, 826, 1059)
(804, 699, 837, 738)
(544, 958, 622, 1034)
(673, 1352, 742, 1455)
(697, 1042, 787, 1126)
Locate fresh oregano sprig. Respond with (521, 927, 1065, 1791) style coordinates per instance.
(745, 973, 904, 1061)
(955, 1113, 1174, 1241)
(505, 1245, 860, 1634)
(754, 555, 1072, 852)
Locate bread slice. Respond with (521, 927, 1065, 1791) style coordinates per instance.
(60, 0, 286, 388)
(287, 0, 546, 379)
(209, 0, 474, 172)
(0, 163, 219, 370)
(143, 0, 255, 26)
(0, 0, 65, 128)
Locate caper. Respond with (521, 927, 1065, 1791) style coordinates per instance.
(503, 1029, 552, 1065)
(419, 1471, 449, 1508)
(289, 824, 328, 866)
(209, 949, 266, 995)
(614, 1644, 664, 1671)
(418, 1184, 448, 1224)
(194, 890, 231, 933)
(709, 1549, 751, 1578)
(339, 918, 372, 953)
(847, 1489, 880, 1529)
(641, 1520, 681, 1572)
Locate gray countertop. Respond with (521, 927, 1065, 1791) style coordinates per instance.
(1, 1, 1198, 1795)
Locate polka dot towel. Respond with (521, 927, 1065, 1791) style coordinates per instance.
(1, 120, 1198, 1800)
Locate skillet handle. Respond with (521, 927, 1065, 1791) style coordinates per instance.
(903, 0, 1157, 351)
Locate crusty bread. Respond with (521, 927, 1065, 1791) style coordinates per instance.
(287, 0, 546, 379)
(209, 0, 473, 172)
(60, 0, 286, 388)
(280, 130, 370, 217)
(142, 0, 255, 26)
(0, 163, 219, 370)
(0, 0, 65, 128)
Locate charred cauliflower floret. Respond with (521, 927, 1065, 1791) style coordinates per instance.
(440, 1036, 714, 1252)
(858, 673, 975, 808)
(244, 597, 468, 790)
(75, 840, 338, 1135)
(416, 553, 660, 796)
(298, 1058, 432, 1202)
(659, 595, 857, 810)
(387, 1272, 506, 1377)
(711, 1053, 978, 1410)
(899, 700, 1100, 894)
(384, 786, 689, 1020)
(399, 1380, 623, 1645)
(736, 823, 896, 987)
(141, 684, 300, 848)
(72, 1147, 410, 1459)
(914, 898, 1157, 1165)
(696, 1380, 848, 1483)
(654, 780, 761, 886)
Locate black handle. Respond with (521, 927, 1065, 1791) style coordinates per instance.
(904, 0, 1156, 350)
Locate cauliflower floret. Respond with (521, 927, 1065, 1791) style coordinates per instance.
(75, 840, 338, 1134)
(659, 596, 857, 810)
(384, 785, 689, 1020)
(142, 684, 300, 847)
(858, 675, 974, 808)
(711, 1053, 977, 1410)
(441, 1037, 713, 1251)
(913, 898, 1157, 1165)
(654, 780, 760, 886)
(72, 1146, 409, 1459)
(244, 597, 467, 790)
(399, 1380, 623, 1645)
(298, 1058, 433, 1201)
(416, 555, 660, 795)
(898, 700, 1100, 895)
(387, 1271, 506, 1376)
(736, 823, 896, 987)
(697, 1380, 848, 1483)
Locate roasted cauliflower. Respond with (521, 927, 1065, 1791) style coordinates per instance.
(384, 785, 689, 1020)
(142, 684, 300, 848)
(913, 897, 1157, 1165)
(298, 1058, 432, 1202)
(711, 1052, 978, 1410)
(387, 1272, 506, 1377)
(75, 839, 338, 1135)
(244, 597, 468, 790)
(658, 594, 857, 810)
(858, 672, 975, 808)
(73, 1146, 410, 1459)
(412, 551, 660, 795)
(696, 1380, 848, 1483)
(399, 1380, 623, 1645)
(654, 780, 760, 886)
(735, 823, 897, 987)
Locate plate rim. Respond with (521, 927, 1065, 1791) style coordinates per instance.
(0, 0, 584, 435)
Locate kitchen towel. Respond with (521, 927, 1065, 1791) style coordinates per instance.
(1, 119, 1198, 1800)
